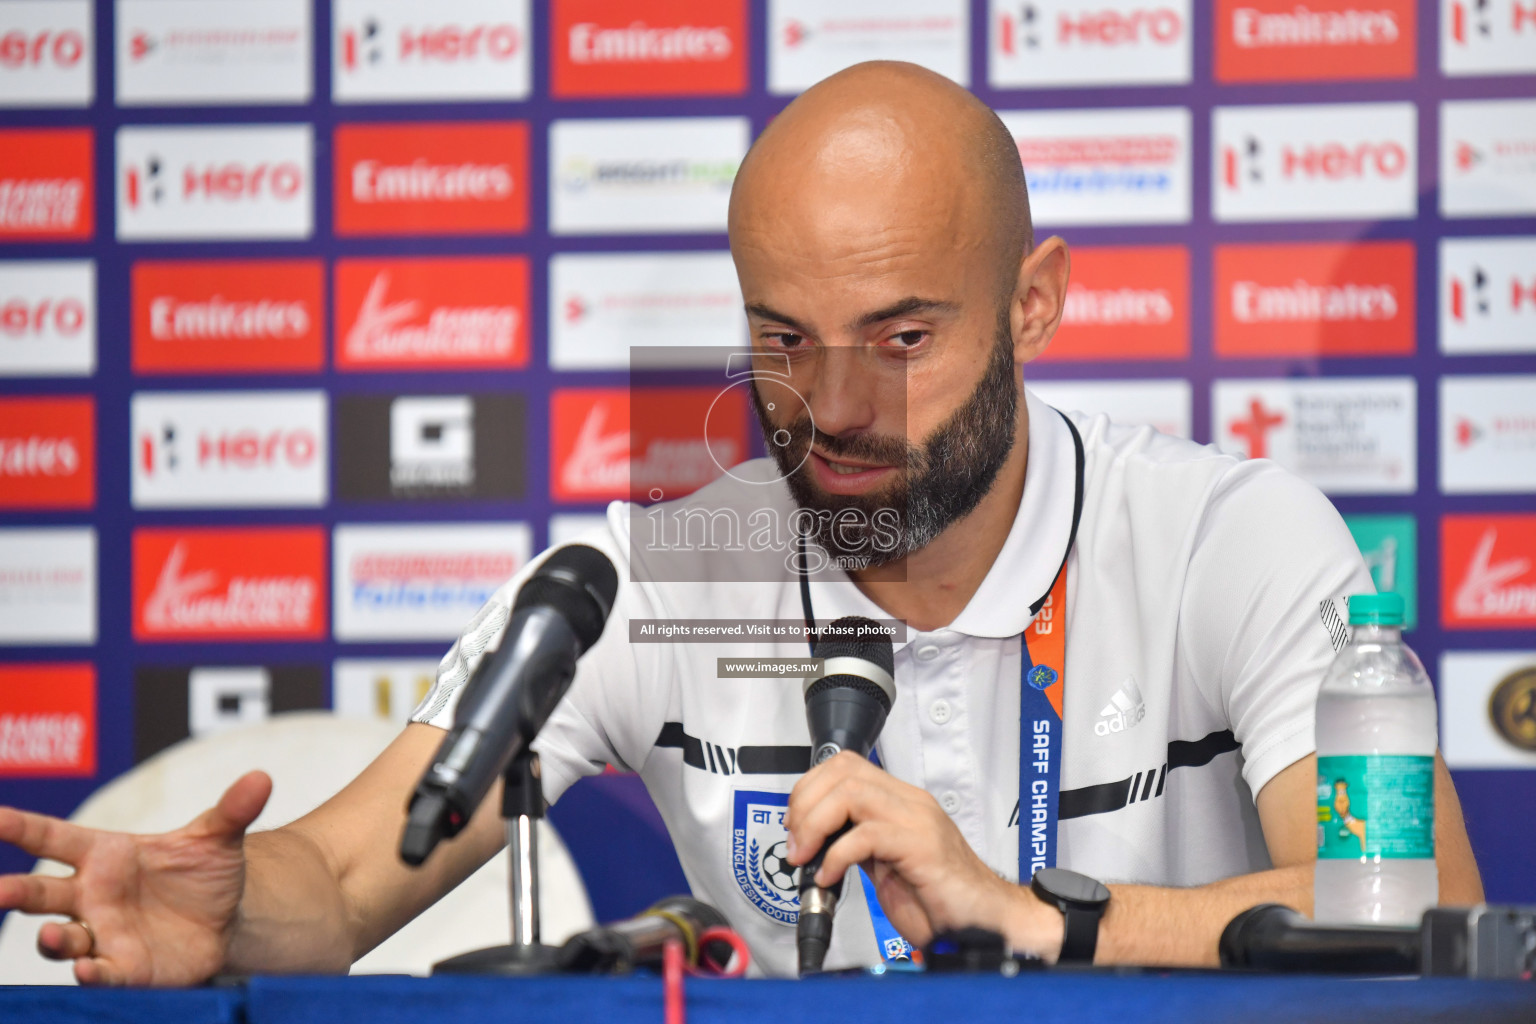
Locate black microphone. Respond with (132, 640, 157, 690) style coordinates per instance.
(796, 615, 897, 976)
(400, 544, 619, 867)
(1219, 904, 1421, 974)
(557, 897, 731, 974)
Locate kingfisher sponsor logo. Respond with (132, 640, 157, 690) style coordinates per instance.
(1045, 245, 1188, 361)
(0, 127, 92, 239)
(131, 260, 323, 375)
(1443, 0, 1536, 75)
(0, 664, 95, 777)
(334, 257, 528, 371)
(334, 122, 528, 237)
(991, 0, 1190, 87)
(0, 396, 93, 509)
(1215, 241, 1414, 357)
(0, 528, 95, 645)
(0, 0, 92, 107)
(1215, 0, 1413, 81)
(1213, 103, 1416, 222)
(133, 527, 326, 641)
(333, 0, 530, 102)
(116, 0, 311, 105)
(1001, 108, 1191, 226)
(1441, 100, 1536, 218)
(0, 259, 95, 376)
(333, 523, 532, 641)
(771, 0, 968, 94)
(553, 0, 746, 97)
(1443, 515, 1536, 628)
(116, 125, 313, 240)
(1440, 375, 1536, 494)
(1440, 236, 1536, 354)
(131, 391, 328, 509)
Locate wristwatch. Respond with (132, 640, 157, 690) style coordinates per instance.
(1030, 867, 1111, 964)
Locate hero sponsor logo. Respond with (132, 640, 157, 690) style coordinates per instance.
(553, 0, 746, 97)
(334, 123, 528, 237)
(1440, 236, 1536, 355)
(1029, 380, 1192, 438)
(1441, 99, 1536, 218)
(335, 257, 528, 371)
(1214, 103, 1416, 222)
(1214, 0, 1414, 82)
(0, 664, 95, 777)
(0, 127, 92, 240)
(0, 527, 95, 645)
(550, 117, 749, 235)
(131, 391, 328, 509)
(332, 658, 439, 724)
(116, 0, 311, 105)
(333, 0, 530, 103)
(550, 251, 745, 370)
(0, 396, 94, 509)
(0, 0, 92, 107)
(1442, 0, 1536, 75)
(1213, 377, 1416, 494)
(1440, 375, 1536, 494)
(133, 527, 326, 641)
(991, 0, 1190, 88)
(117, 124, 313, 241)
(1440, 651, 1536, 768)
(0, 259, 95, 376)
(131, 259, 323, 375)
(332, 523, 532, 641)
(1042, 245, 1188, 360)
(1442, 516, 1536, 629)
(770, 0, 969, 95)
(1214, 241, 1415, 357)
(1000, 107, 1191, 226)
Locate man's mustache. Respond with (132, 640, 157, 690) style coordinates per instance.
(771, 414, 920, 472)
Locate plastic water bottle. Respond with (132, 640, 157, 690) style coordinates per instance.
(1313, 593, 1438, 925)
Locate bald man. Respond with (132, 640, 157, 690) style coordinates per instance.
(0, 63, 1481, 983)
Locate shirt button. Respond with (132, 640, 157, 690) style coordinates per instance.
(929, 699, 952, 725)
(940, 791, 961, 815)
(914, 644, 940, 662)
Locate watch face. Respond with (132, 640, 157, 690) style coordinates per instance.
(1034, 868, 1110, 907)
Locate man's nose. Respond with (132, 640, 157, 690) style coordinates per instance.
(801, 349, 886, 439)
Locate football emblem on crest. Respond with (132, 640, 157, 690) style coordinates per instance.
(732, 790, 800, 924)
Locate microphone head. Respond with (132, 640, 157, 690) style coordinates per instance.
(806, 615, 896, 712)
(513, 544, 619, 652)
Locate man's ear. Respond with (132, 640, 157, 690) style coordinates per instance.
(1009, 236, 1071, 366)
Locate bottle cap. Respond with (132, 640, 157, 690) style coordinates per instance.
(1348, 592, 1404, 626)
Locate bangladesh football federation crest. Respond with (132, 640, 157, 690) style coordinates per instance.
(731, 789, 800, 925)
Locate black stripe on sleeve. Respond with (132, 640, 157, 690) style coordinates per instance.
(1059, 729, 1239, 821)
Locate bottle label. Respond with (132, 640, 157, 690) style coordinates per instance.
(1316, 754, 1434, 860)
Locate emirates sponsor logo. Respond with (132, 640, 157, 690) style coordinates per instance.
(0, 434, 80, 477)
(150, 294, 309, 341)
(144, 542, 316, 632)
(0, 713, 86, 768)
(1456, 529, 1536, 620)
(1231, 280, 1397, 322)
(350, 158, 512, 203)
(568, 21, 732, 63)
(0, 177, 83, 230)
(1063, 287, 1173, 325)
(1232, 5, 1398, 46)
(344, 272, 518, 362)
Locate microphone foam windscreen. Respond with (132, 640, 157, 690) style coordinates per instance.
(514, 544, 619, 651)
(808, 615, 896, 711)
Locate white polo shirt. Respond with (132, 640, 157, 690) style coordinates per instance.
(413, 389, 1373, 978)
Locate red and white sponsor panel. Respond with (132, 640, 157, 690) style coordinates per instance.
(549, 251, 744, 370)
(1214, 240, 1415, 357)
(1442, 514, 1536, 630)
(1043, 245, 1188, 361)
(132, 526, 327, 642)
(333, 122, 529, 237)
(332, 0, 531, 103)
(115, 0, 311, 106)
(0, 394, 94, 509)
(1213, 102, 1417, 222)
(0, 527, 95, 645)
(0, 664, 95, 777)
(1440, 99, 1536, 218)
(331, 523, 532, 642)
(332, 658, 441, 724)
(1029, 379, 1192, 438)
(770, 0, 969, 94)
(1440, 651, 1536, 769)
(0, 0, 93, 107)
(1441, 0, 1536, 75)
(1439, 236, 1536, 354)
(552, 0, 746, 98)
(130, 390, 329, 509)
(116, 124, 313, 240)
(1439, 375, 1536, 494)
(0, 127, 93, 240)
(1214, 0, 1415, 82)
(0, 258, 95, 376)
(991, 0, 1191, 88)
(1212, 377, 1416, 494)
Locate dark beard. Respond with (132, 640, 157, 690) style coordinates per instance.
(751, 321, 1019, 569)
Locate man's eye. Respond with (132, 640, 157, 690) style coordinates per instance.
(889, 330, 927, 348)
(763, 332, 805, 348)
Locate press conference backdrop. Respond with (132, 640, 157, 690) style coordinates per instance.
(0, 0, 1533, 915)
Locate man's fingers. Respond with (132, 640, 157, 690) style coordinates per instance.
(0, 807, 92, 865)
(74, 955, 124, 987)
(0, 872, 76, 916)
(789, 774, 903, 864)
(37, 919, 93, 961)
(814, 821, 896, 886)
(188, 770, 272, 841)
(787, 751, 873, 828)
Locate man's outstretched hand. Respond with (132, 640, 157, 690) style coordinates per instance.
(0, 770, 271, 987)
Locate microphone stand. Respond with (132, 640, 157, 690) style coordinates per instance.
(434, 749, 563, 975)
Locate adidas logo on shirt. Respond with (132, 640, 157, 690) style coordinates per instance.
(1096, 676, 1147, 736)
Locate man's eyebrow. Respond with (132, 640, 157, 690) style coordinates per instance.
(745, 303, 813, 336)
(851, 297, 959, 330)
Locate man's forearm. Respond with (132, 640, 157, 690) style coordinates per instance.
(222, 827, 357, 976)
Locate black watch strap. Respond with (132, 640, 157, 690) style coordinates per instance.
(1059, 904, 1101, 963)
(1030, 868, 1110, 965)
